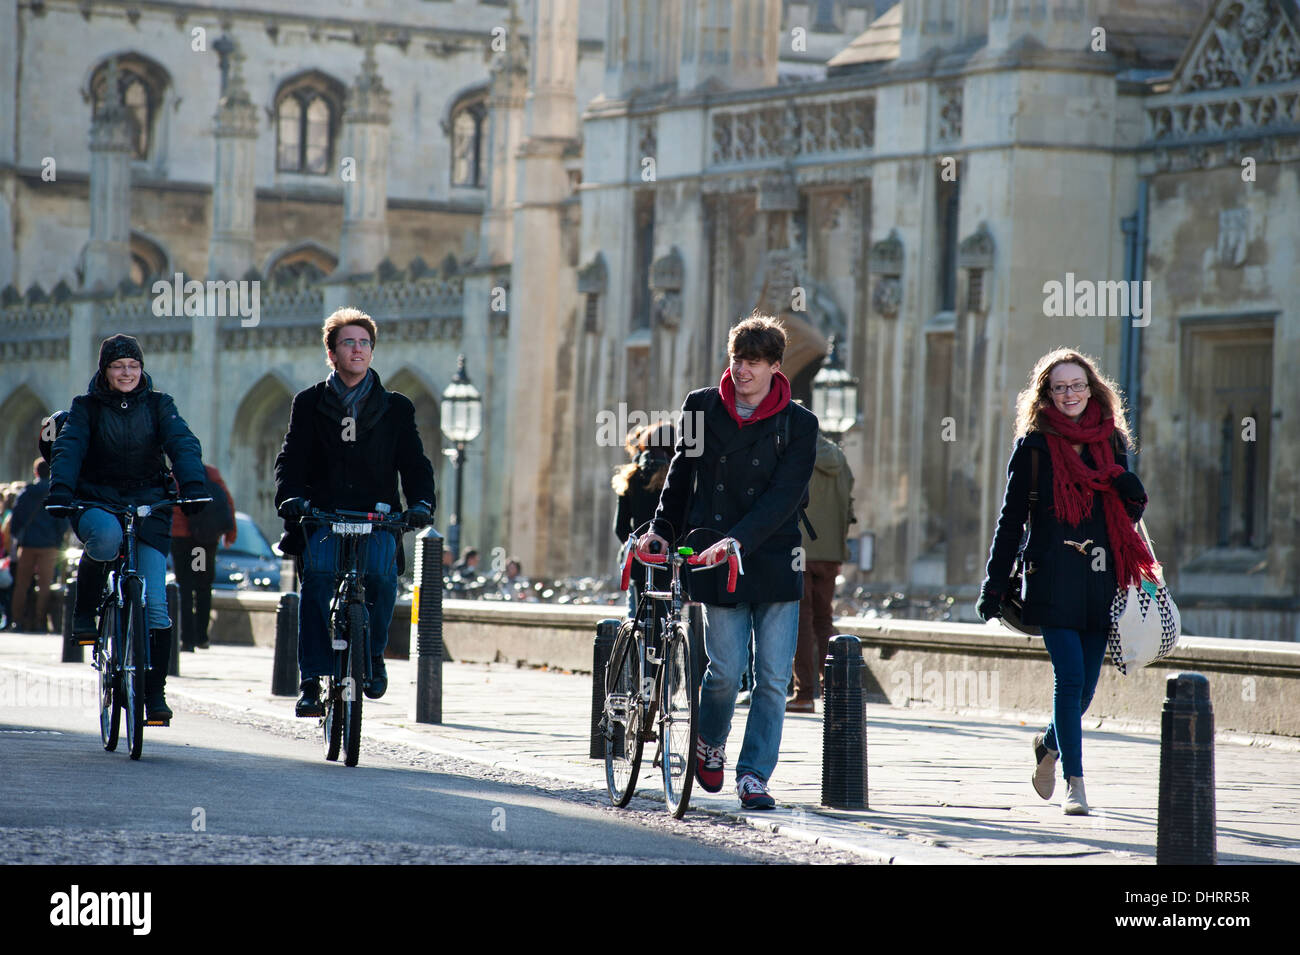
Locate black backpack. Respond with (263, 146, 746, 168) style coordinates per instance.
(187, 474, 235, 545)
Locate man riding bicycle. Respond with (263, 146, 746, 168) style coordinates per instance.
(274, 308, 435, 717)
(640, 314, 817, 810)
(46, 334, 207, 723)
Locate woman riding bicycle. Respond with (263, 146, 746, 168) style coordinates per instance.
(47, 334, 207, 723)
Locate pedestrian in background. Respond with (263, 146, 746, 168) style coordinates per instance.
(787, 432, 855, 713)
(8, 458, 68, 632)
(0, 486, 18, 628)
(171, 462, 236, 651)
(977, 348, 1150, 816)
(612, 420, 675, 615)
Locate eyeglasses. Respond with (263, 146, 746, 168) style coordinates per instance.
(337, 338, 373, 350)
(107, 361, 141, 372)
(1050, 382, 1090, 396)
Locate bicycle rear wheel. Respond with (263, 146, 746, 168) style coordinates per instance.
(322, 664, 343, 762)
(97, 604, 120, 752)
(121, 577, 147, 760)
(604, 619, 644, 807)
(341, 602, 366, 767)
(661, 623, 698, 818)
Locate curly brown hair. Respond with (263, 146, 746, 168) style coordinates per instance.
(728, 313, 786, 364)
(1013, 348, 1135, 451)
(611, 420, 676, 496)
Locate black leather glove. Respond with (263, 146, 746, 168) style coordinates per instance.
(45, 485, 74, 513)
(976, 584, 1002, 622)
(406, 502, 432, 528)
(1112, 470, 1144, 500)
(278, 497, 311, 520)
(179, 483, 207, 516)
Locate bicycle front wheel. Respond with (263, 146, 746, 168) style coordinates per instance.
(97, 606, 120, 752)
(661, 623, 698, 818)
(341, 602, 366, 768)
(604, 619, 644, 807)
(121, 577, 147, 760)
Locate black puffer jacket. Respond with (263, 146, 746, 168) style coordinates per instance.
(982, 431, 1147, 633)
(613, 454, 670, 543)
(651, 388, 817, 606)
(49, 373, 206, 554)
(273, 370, 437, 570)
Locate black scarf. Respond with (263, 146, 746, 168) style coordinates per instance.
(327, 369, 375, 423)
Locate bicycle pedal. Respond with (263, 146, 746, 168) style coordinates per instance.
(145, 718, 170, 727)
(74, 637, 97, 646)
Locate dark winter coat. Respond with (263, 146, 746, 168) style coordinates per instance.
(982, 430, 1147, 634)
(49, 372, 206, 555)
(273, 369, 437, 570)
(651, 388, 818, 606)
(613, 459, 669, 543)
(9, 478, 67, 549)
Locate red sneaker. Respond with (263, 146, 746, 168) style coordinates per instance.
(695, 737, 725, 793)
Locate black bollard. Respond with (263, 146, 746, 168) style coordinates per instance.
(165, 581, 180, 676)
(411, 528, 444, 724)
(271, 592, 300, 697)
(590, 619, 621, 758)
(822, 635, 868, 810)
(60, 579, 83, 663)
(1157, 672, 1216, 865)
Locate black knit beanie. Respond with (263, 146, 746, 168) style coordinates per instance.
(98, 334, 144, 375)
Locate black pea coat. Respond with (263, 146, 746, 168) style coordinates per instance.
(273, 370, 437, 572)
(982, 431, 1147, 634)
(49, 372, 206, 555)
(651, 388, 817, 607)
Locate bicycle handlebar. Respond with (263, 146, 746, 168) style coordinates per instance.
(46, 497, 211, 520)
(622, 534, 742, 594)
(297, 506, 412, 530)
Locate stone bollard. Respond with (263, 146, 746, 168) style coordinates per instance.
(271, 592, 300, 697)
(590, 619, 621, 758)
(410, 528, 444, 724)
(60, 579, 83, 663)
(165, 581, 180, 676)
(822, 635, 868, 810)
(1157, 672, 1216, 865)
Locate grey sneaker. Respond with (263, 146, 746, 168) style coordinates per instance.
(1032, 733, 1058, 800)
(736, 773, 775, 810)
(1063, 776, 1089, 815)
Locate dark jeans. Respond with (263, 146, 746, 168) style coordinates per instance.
(793, 560, 838, 700)
(1040, 626, 1108, 780)
(172, 537, 217, 647)
(298, 529, 398, 680)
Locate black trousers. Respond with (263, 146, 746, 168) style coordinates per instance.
(171, 537, 217, 647)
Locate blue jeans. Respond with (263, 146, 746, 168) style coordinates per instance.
(698, 601, 800, 784)
(298, 528, 398, 680)
(1040, 626, 1108, 780)
(77, 508, 169, 631)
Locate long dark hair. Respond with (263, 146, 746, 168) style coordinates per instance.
(611, 420, 676, 496)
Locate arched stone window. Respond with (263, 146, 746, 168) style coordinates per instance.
(129, 233, 169, 287)
(448, 92, 488, 188)
(275, 72, 345, 175)
(267, 244, 337, 282)
(90, 55, 169, 160)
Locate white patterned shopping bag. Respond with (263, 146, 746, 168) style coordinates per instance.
(1106, 520, 1181, 675)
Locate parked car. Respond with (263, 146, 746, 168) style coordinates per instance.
(213, 512, 281, 591)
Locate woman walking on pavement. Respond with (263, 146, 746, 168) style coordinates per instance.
(976, 349, 1152, 816)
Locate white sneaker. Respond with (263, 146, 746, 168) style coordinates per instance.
(1031, 733, 1058, 800)
(1063, 776, 1089, 815)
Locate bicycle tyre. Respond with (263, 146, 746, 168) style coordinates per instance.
(97, 602, 120, 752)
(661, 623, 698, 818)
(322, 609, 344, 762)
(122, 577, 147, 760)
(604, 619, 644, 807)
(342, 602, 366, 768)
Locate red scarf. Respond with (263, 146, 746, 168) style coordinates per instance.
(718, 368, 791, 427)
(1039, 401, 1156, 589)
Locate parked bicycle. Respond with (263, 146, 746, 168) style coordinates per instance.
(48, 495, 210, 760)
(294, 503, 409, 768)
(604, 527, 741, 817)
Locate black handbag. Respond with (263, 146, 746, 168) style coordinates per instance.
(999, 448, 1041, 637)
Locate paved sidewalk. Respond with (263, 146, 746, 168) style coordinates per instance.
(3, 633, 1297, 864)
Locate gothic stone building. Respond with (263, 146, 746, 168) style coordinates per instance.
(2, 0, 1299, 640)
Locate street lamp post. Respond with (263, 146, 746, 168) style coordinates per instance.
(440, 355, 482, 565)
(812, 335, 859, 441)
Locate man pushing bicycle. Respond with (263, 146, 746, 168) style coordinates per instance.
(639, 314, 817, 809)
(274, 308, 436, 717)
